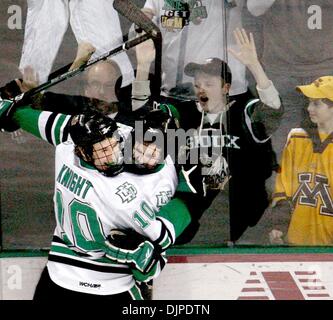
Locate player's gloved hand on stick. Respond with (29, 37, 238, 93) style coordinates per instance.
(0, 67, 40, 100)
(0, 79, 22, 100)
(0, 98, 20, 132)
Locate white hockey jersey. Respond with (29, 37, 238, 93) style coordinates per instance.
(49, 143, 178, 294)
(13, 108, 179, 295)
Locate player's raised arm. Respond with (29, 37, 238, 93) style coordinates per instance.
(0, 98, 71, 145)
(17, 66, 40, 93)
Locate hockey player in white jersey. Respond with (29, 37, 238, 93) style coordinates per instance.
(0, 101, 191, 300)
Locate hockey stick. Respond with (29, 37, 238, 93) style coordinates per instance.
(113, 0, 162, 102)
(113, 0, 161, 39)
(13, 33, 151, 105)
(46, 43, 95, 80)
(47, 63, 72, 81)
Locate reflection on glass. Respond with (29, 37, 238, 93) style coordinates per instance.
(1, 0, 333, 249)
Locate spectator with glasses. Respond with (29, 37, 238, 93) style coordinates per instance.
(83, 60, 124, 116)
(11, 53, 131, 118)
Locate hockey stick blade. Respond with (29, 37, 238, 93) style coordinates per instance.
(113, 0, 161, 40)
(14, 33, 151, 104)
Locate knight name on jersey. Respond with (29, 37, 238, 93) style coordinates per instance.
(56, 164, 93, 199)
(187, 133, 240, 150)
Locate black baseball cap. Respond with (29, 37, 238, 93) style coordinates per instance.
(184, 58, 232, 84)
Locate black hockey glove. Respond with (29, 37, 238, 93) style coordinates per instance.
(143, 104, 180, 133)
(0, 79, 22, 100)
(0, 98, 20, 132)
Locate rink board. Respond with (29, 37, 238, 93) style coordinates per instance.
(0, 248, 332, 300)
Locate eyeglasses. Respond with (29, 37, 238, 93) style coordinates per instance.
(86, 81, 116, 92)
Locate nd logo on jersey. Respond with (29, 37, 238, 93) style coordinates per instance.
(293, 173, 333, 216)
(115, 182, 137, 203)
(156, 191, 173, 208)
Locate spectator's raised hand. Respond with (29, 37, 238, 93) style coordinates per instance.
(136, 38, 155, 68)
(134, 8, 156, 68)
(228, 28, 259, 68)
(135, 34, 155, 82)
(229, 28, 272, 90)
(70, 42, 96, 70)
(18, 66, 39, 92)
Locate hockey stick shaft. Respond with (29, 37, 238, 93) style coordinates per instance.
(14, 33, 151, 104)
(47, 62, 73, 81)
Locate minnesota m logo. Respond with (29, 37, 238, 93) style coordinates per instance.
(293, 173, 333, 216)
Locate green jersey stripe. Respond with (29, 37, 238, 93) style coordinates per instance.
(13, 107, 43, 139)
(38, 111, 53, 141)
(129, 283, 144, 300)
(45, 112, 59, 144)
(36, 111, 71, 145)
(53, 113, 71, 145)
